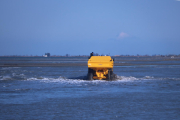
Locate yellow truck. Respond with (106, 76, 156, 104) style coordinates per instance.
(87, 56, 114, 80)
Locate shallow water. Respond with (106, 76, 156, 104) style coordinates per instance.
(0, 58, 180, 119)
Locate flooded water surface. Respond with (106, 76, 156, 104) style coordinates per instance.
(0, 57, 180, 119)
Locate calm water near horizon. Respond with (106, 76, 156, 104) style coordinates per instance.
(1, 56, 180, 65)
(0, 57, 180, 119)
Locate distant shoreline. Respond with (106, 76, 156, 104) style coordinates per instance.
(0, 55, 180, 58)
(1, 62, 180, 67)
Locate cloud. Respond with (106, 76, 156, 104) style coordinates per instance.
(176, 0, 180, 1)
(117, 32, 129, 39)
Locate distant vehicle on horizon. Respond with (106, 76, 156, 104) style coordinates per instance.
(43, 53, 50, 57)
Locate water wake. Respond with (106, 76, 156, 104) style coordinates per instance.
(1, 74, 179, 82)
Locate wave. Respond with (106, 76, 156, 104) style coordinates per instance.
(0, 75, 12, 80)
(28, 75, 180, 84)
(1, 67, 21, 70)
(1, 74, 180, 83)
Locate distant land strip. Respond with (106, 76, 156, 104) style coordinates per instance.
(1, 63, 180, 67)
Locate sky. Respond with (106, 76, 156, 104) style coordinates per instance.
(0, 0, 180, 56)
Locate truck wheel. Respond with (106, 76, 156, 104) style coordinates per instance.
(107, 70, 111, 80)
(110, 70, 114, 80)
(88, 72, 93, 80)
(107, 69, 113, 81)
(88, 68, 93, 80)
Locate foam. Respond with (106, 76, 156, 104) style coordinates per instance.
(1, 74, 180, 82)
(0, 75, 12, 80)
(26, 75, 156, 85)
(12, 73, 25, 77)
(143, 76, 154, 79)
(1, 67, 20, 70)
(0, 73, 26, 80)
